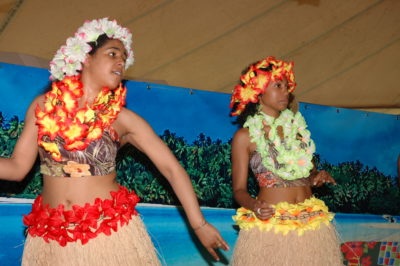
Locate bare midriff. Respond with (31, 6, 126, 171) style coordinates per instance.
(257, 186, 312, 205)
(41, 174, 120, 210)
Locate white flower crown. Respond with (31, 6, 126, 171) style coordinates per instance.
(50, 18, 134, 81)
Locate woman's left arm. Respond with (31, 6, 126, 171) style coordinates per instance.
(115, 108, 229, 260)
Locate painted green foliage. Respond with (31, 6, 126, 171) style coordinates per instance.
(0, 113, 42, 198)
(116, 130, 234, 208)
(313, 154, 400, 215)
(0, 116, 399, 215)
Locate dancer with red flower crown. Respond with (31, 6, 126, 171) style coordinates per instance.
(230, 57, 343, 265)
(0, 18, 228, 265)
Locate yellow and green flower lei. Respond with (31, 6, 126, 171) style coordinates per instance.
(244, 109, 315, 180)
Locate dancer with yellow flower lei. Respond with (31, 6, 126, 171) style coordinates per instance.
(230, 56, 343, 265)
(0, 18, 228, 265)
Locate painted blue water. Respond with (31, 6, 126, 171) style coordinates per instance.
(0, 203, 237, 266)
(0, 203, 399, 266)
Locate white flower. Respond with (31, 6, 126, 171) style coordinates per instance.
(50, 18, 135, 80)
(64, 38, 91, 62)
(77, 21, 103, 42)
(102, 19, 118, 37)
(50, 63, 65, 81)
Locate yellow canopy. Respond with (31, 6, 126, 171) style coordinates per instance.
(0, 0, 398, 114)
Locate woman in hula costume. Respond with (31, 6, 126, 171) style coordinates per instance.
(230, 56, 343, 265)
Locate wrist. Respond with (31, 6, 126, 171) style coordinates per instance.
(192, 220, 207, 231)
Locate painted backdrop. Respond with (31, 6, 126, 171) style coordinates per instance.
(0, 62, 399, 265)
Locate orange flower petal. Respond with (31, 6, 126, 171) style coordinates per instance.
(86, 126, 102, 142)
(64, 141, 87, 151)
(61, 91, 78, 113)
(39, 141, 61, 162)
(36, 114, 61, 140)
(61, 122, 89, 144)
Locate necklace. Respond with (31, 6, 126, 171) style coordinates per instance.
(244, 109, 315, 180)
(36, 75, 126, 161)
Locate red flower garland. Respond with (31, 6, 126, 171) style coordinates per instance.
(23, 186, 139, 246)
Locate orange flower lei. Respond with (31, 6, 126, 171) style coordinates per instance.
(230, 56, 296, 116)
(35, 75, 126, 161)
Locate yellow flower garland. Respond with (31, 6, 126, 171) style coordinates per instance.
(233, 197, 334, 236)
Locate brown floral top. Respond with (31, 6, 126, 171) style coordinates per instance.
(38, 129, 119, 178)
(249, 144, 311, 188)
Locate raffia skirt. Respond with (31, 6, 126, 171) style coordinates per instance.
(21, 186, 160, 266)
(231, 197, 343, 266)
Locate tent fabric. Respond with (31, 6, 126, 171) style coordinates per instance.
(0, 0, 398, 114)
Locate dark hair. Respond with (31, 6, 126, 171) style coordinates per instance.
(88, 34, 113, 55)
(232, 102, 259, 127)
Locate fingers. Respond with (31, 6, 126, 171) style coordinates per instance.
(194, 222, 230, 261)
(207, 247, 220, 261)
(313, 177, 324, 186)
(253, 199, 270, 210)
(207, 236, 229, 261)
(217, 237, 229, 251)
(254, 206, 274, 220)
(212, 232, 230, 251)
(313, 170, 336, 186)
(257, 200, 270, 208)
(327, 175, 337, 185)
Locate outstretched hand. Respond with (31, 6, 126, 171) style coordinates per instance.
(193, 221, 229, 261)
(312, 170, 336, 187)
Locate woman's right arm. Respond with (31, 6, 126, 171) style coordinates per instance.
(231, 128, 257, 210)
(231, 128, 272, 219)
(0, 97, 40, 181)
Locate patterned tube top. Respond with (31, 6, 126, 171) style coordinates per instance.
(38, 129, 119, 178)
(249, 145, 311, 188)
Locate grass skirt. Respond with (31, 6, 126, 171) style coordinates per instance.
(231, 197, 343, 265)
(22, 186, 160, 265)
(22, 214, 160, 266)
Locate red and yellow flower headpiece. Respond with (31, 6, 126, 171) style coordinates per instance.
(230, 56, 296, 116)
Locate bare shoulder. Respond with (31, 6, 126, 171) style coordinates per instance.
(114, 107, 137, 136)
(118, 107, 137, 120)
(114, 107, 155, 139)
(35, 94, 46, 102)
(232, 127, 257, 155)
(117, 107, 148, 126)
(29, 94, 45, 106)
(25, 94, 46, 118)
(115, 107, 162, 150)
(232, 127, 250, 145)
